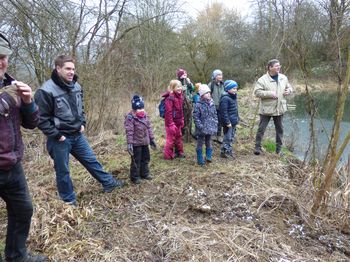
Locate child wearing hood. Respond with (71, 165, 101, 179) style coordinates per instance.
(124, 95, 157, 184)
(219, 80, 239, 158)
(193, 84, 218, 165)
(162, 80, 185, 159)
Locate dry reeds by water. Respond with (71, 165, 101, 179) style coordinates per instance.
(1, 90, 350, 261)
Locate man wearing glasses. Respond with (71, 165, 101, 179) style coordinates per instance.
(253, 59, 293, 155)
(0, 33, 47, 261)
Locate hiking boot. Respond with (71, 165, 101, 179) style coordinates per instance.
(220, 152, 228, 158)
(141, 174, 153, 180)
(276, 151, 284, 157)
(254, 148, 261, 155)
(104, 179, 125, 193)
(177, 154, 186, 159)
(131, 178, 142, 184)
(15, 252, 47, 262)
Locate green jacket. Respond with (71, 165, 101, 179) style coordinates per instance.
(254, 73, 292, 116)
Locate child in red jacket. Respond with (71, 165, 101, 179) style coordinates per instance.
(162, 80, 185, 159)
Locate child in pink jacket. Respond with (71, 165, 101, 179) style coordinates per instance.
(162, 80, 184, 159)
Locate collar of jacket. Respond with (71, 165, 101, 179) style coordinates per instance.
(222, 92, 237, 99)
(1, 73, 15, 87)
(51, 69, 78, 91)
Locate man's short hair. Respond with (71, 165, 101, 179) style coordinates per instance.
(267, 59, 280, 69)
(54, 55, 75, 68)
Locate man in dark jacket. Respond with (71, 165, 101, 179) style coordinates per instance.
(34, 55, 124, 206)
(0, 33, 46, 262)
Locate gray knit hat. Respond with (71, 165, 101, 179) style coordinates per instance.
(0, 33, 12, 55)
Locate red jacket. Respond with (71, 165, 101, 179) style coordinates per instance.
(163, 91, 184, 128)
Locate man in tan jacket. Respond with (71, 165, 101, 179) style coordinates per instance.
(253, 59, 292, 155)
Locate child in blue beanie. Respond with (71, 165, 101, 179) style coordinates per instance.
(219, 80, 239, 158)
(193, 84, 218, 165)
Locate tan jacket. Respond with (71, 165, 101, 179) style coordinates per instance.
(254, 73, 292, 116)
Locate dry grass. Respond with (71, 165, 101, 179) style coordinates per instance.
(1, 89, 350, 261)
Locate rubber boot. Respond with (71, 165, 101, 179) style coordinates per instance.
(196, 149, 205, 166)
(205, 148, 213, 162)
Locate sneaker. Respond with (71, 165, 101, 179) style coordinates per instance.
(141, 175, 153, 180)
(64, 200, 77, 207)
(17, 252, 47, 262)
(104, 179, 125, 193)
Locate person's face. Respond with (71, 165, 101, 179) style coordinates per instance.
(175, 84, 182, 94)
(268, 62, 281, 76)
(228, 88, 237, 95)
(181, 72, 187, 79)
(202, 92, 211, 99)
(0, 55, 9, 80)
(57, 62, 75, 82)
(215, 73, 223, 82)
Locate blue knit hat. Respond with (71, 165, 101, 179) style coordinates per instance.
(131, 95, 144, 110)
(211, 69, 223, 80)
(224, 80, 238, 92)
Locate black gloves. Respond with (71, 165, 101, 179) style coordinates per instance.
(150, 139, 157, 150)
(127, 144, 134, 156)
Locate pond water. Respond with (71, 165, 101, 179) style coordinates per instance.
(282, 91, 350, 166)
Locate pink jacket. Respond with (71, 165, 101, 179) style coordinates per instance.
(162, 91, 184, 128)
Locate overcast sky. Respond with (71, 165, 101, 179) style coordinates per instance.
(183, 0, 252, 18)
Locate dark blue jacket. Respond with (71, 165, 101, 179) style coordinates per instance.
(219, 92, 239, 127)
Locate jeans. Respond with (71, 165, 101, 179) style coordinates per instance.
(221, 125, 236, 155)
(255, 114, 283, 152)
(0, 162, 33, 261)
(47, 133, 116, 203)
(130, 145, 150, 181)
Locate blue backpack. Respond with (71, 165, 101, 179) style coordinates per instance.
(158, 98, 166, 118)
(158, 96, 175, 118)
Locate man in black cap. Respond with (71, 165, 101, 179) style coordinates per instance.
(0, 33, 47, 261)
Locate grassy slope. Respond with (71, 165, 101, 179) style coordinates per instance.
(1, 89, 350, 261)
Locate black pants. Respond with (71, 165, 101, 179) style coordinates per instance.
(0, 162, 33, 261)
(130, 145, 150, 181)
(255, 114, 283, 152)
(216, 108, 222, 136)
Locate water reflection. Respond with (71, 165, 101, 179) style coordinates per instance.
(283, 91, 350, 165)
